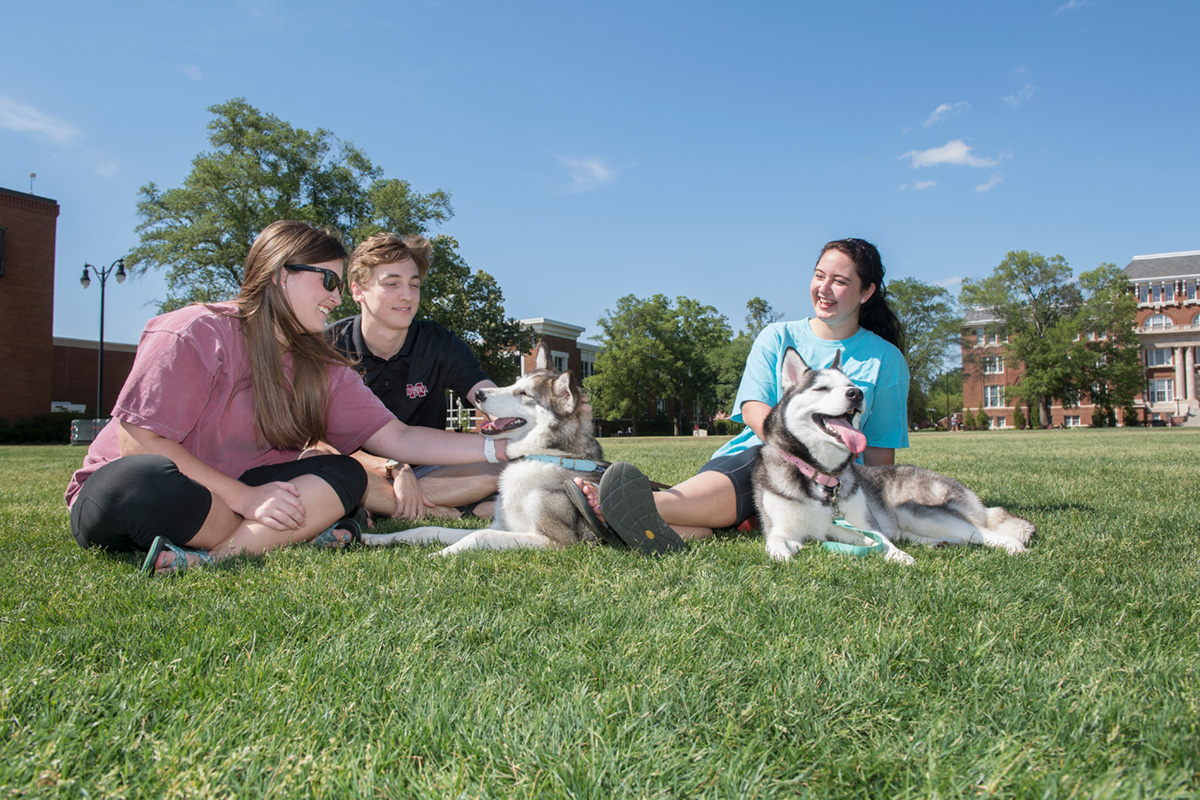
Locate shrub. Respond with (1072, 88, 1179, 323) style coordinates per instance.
(0, 412, 86, 445)
(1012, 406, 1026, 430)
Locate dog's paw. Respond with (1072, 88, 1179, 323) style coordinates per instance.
(995, 537, 1027, 555)
(987, 508, 1036, 545)
(765, 536, 801, 562)
(885, 548, 915, 565)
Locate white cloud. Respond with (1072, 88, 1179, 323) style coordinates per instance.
(0, 96, 81, 145)
(95, 161, 118, 177)
(184, 65, 203, 81)
(935, 276, 963, 289)
(1005, 84, 1038, 107)
(924, 101, 969, 127)
(975, 173, 1004, 193)
(1057, 0, 1092, 13)
(914, 180, 937, 190)
(556, 156, 616, 193)
(899, 139, 999, 168)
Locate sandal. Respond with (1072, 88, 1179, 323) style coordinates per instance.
(456, 492, 499, 520)
(597, 462, 686, 556)
(311, 507, 367, 548)
(141, 535, 215, 576)
(564, 480, 626, 548)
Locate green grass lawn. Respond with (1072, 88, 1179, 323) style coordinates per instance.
(2, 430, 1198, 798)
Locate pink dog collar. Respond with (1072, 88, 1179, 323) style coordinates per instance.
(781, 450, 840, 488)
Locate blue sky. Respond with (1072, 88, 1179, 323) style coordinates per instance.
(4, 0, 1197, 347)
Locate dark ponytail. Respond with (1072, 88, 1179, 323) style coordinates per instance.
(819, 238, 907, 356)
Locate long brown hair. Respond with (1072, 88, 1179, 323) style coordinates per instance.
(224, 220, 352, 450)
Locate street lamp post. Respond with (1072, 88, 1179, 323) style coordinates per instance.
(80, 258, 126, 417)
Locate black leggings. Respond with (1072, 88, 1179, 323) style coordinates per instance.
(696, 445, 761, 525)
(70, 454, 368, 553)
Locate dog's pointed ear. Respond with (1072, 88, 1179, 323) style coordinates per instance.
(553, 371, 576, 411)
(781, 347, 811, 390)
(830, 349, 842, 371)
(535, 342, 551, 371)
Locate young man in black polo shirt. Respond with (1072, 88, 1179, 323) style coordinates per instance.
(326, 232, 501, 520)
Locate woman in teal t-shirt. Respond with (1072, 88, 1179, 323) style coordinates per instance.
(577, 238, 910, 544)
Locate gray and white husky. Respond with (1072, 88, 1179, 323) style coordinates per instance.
(754, 347, 1035, 564)
(362, 343, 607, 555)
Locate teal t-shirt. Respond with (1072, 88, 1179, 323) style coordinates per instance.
(711, 318, 910, 460)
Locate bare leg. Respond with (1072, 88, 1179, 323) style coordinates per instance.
(416, 462, 503, 518)
(150, 474, 348, 572)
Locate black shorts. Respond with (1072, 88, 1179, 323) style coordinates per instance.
(70, 454, 367, 553)
(696, 445, 761, 526)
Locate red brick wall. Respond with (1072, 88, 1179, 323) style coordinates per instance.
(0, 189, 59, 422)
(52, 340, 138, 415)
(522, 334, 585, 376)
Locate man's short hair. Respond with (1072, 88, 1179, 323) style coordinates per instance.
(348, 232, 433, 287)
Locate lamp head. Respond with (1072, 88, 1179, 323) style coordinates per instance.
(115, 259, 127, 284)
(80, 266, 91, 289)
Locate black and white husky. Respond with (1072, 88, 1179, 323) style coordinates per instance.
(361, 343, 608, 555)
(754, 347, 1035, 564)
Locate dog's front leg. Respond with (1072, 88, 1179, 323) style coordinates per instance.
(435, 530, 552, 556)
(361, 526, 478, 547)
(765, 532, 804, 562)
(834, 496, 915, 565)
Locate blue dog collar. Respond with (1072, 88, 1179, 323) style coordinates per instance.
(521, 454, 607, 473)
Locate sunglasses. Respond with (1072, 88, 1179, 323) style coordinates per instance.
(284, 264, 345, 293)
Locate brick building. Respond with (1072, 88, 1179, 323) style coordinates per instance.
(961, 250, 1200, 428)
(0, 187, 60, 423)
(1125, 250, 1200, 423)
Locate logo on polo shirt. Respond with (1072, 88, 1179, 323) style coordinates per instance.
(406, 382, 429, 399)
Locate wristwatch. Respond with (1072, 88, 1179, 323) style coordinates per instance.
(384, 459, 400, 481)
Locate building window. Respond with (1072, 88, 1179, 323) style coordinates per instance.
(655, 398, 669, 417)
(1145, 348, 1173, 367)
(983, 356, 1004, 374)
(1192, 313, 1200, 327)
(580, 352, 596, 378)
(1186, 281, 1197, 301)
(1136, 284, 1148, 303)
(1144, 314, 1173, 331)
(990, 416, 1007, 429)
(550, 350, 569, 373)
(984, 385, 1004, 408)
(1064, 415, 1081, 428)
(1148, 379, 1174, 403)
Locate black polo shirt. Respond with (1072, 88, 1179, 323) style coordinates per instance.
(326, 316, 490, 430)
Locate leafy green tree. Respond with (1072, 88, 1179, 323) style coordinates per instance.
(710, 297, 783, 415)
(419, 236, 536, 386)
(126, 99, 532, 384)
(586, 295, 731, 435)
(1071, 263, 1142, 427)
(928, 369, 964, 428)
(887, 277, 960, 426)
(128, 98, 451, 310)
(960, 251, 1082, 428)
(743, 296, 783, 339)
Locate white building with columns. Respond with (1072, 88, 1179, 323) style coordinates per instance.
(1125, 250, 1200, 423)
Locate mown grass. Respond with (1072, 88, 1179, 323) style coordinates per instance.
(1, 430, 1198, 798)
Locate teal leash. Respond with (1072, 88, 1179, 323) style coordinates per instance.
(822, 485, 885, 558)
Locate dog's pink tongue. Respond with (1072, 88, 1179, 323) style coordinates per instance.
(481, 418, 519, 435)
(826, 417, 867, 454)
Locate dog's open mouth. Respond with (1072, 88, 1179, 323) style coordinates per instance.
(813, 412, 866, 455)
(480, 417, 527, 436)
